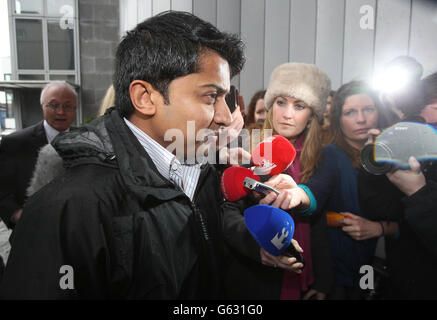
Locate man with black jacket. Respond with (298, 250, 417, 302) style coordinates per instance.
(0, 11, 245, 299)
(358, 74, 437, 299)
(360, 156, 437, 300)
(0, 81, 77, 228)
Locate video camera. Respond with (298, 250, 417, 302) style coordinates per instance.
(361, 121, 437, 175)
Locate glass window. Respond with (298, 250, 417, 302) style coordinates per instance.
(49, 74, 75, 83)
(15, 19, 44, 70)
(15, 0, 43, 15)
(6, 93, 13, 104)
(47, 0, 76, 17)
(47, 19, 75, 70)
(18, 74, 45, 80)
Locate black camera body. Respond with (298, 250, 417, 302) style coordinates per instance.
(361, 122, 437, 175)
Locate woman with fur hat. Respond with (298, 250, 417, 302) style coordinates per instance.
(262, 62, 333, 300)
(300, 80, 391, 299)
(223, 62, 333, 300)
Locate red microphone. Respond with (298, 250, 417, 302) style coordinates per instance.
(251, 135, 296, 176)
(220, 166, 260, 201)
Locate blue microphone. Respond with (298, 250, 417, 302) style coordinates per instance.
(244, 204, 305, 265)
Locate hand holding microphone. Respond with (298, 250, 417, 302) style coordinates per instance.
(244, 204, 305, 270)
(220, 166, 261, 202)
(221, 166, 311, 212)
(260, 240, 304, 273)
(220, 135, 297, 202)
(259, 174, 311, 212)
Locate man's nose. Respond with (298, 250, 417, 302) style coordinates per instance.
(214, 97, 233, 127)
(56, 106, 67, 114)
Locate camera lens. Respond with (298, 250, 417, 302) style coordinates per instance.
(361, 143, 393, 175)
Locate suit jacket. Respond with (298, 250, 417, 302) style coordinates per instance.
(0, 121, 48, 228)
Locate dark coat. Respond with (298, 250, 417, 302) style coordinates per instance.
(0, 110, 226, 299)
(304, 144, 376, 288)
(358, 161, 437, 299)
(0, 122, 48, 228)
(222, 196, 284, 299)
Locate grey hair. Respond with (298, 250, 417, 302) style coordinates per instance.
(40, 81, 77, 105)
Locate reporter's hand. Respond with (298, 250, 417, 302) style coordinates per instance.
(216, 106, 244, 151)
(365, 128, 381, 146)
(258, 174, 310, 211)
(264, 173, 298, 190)
(237, 93, 245, 118)
(303, 289, 327, 300)
(386, 156, 426, 196)
(202, 106, 245, 163)
(218, 147, 251, 166)
(11, 208, 23, 225)
(341, 212, 382, 240)
(260, 239, 304, 274)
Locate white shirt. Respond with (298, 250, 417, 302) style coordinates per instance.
(124, 118, 201, 201)
(43, 120, 61, 143)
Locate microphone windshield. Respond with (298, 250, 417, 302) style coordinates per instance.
(221, 166, 260, 202)
(244, 204, 295, 256)
(251, 135, 296, 176)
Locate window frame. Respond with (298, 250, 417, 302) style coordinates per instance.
(8, 0, 81, 85)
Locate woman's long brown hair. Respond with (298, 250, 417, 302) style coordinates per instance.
(328, 81, 386, 168)
(260, 105, 322, 183)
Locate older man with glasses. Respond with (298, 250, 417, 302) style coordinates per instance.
(0, 81, 77, 229)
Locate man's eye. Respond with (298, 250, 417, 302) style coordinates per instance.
(208, 93, 218, 100)
(204, 93, 218, 104)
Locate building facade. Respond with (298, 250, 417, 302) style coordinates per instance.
(1, 0, 437, 133)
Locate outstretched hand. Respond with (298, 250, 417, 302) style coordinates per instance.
(386, 156, 426, 196)
(257, 174, 310, 211)
(260, 239, 304, 274)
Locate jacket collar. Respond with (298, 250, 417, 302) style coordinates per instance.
(105, 108, 214, 202)
(32, 121, 49, 145)
(52, 108, 213, 202)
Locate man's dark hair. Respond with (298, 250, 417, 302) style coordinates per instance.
(113, 11, 246, 117)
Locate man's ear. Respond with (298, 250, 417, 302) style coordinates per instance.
(129, 80, 159, 116)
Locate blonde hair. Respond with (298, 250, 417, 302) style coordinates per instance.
(260, 105, 322, 182)
(98, 85, 115, 116)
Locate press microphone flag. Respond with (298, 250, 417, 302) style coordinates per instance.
(251, 135, 296, 176)
(244, 204, 304, 264)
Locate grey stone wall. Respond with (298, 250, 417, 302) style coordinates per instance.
(78, 0, 119, 122)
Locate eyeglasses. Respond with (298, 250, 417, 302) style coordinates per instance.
(44, 102, 76, 112)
